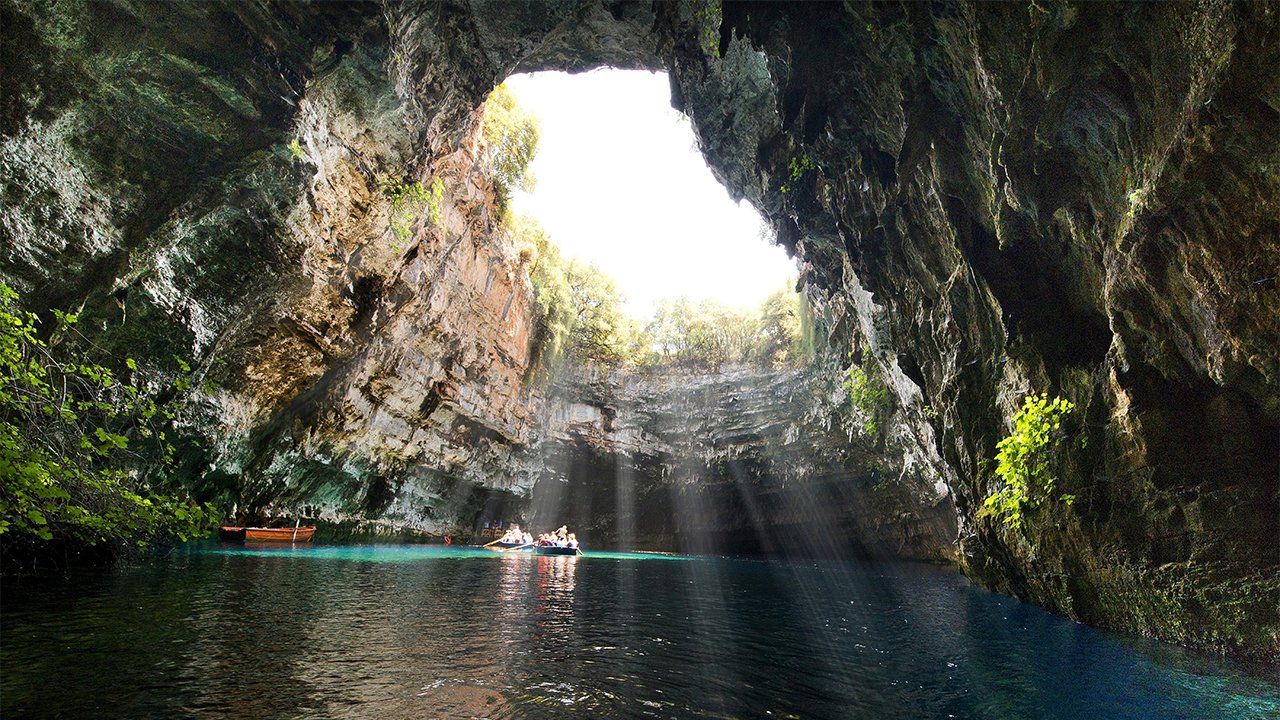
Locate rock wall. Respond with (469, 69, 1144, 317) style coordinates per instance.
(514, 357, 954, 559)
(2, 0, 1275, 657)
(2, 0, 548, 536)
(658, 0, 1279, 656)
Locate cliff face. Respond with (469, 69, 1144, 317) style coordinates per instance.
(661, 1, 1278, 656)
(1, 1, 1276, 656)
(522, 357, 955, 560)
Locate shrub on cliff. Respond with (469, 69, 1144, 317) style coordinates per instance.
(982, 392, 1077, 531)
(844, 363, 889, 440)
(0, 283, 212, 562)
(481, 82, 540, 208)
(379, 175, 444, 247)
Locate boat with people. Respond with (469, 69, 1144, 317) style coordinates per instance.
(534, 545, 581, 556)
(218, 525, 316, 543)
(534, 525, 582, 556)
(480, 523, 583, 555)
(482, 524, 535, 551)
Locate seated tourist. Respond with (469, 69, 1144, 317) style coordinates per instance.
(567, 533, 578, 549)
(521, 531, 533, 544)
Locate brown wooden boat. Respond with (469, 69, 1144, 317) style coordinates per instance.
(219, 525, 316, 543)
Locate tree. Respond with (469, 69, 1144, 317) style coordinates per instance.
(509, 215, 573, 378)
(756, 284, 810, 368)
(480, 83, 540, 208)
(564, 261, 639, 364)
(640, 289, 807, 370)
(644, 298, 699, 362)
(509, 215, 809, 373)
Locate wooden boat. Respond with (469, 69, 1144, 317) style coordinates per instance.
(219, 525, 316, 543)
(534, 544, 582, 556)
(484, 540, 533, 551)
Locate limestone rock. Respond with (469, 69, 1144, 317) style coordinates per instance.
(2, 0, 1275, 658)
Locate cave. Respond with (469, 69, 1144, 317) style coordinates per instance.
(1, 0, 1277, 712)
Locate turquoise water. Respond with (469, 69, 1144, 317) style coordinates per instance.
(1, 543, 1276, 719)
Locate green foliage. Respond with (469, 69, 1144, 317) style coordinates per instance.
(380, 175, 444, 246)
(642, 285, 809, 370)
(0, 283, 213, 550)
(759, 285, 813, 368)
(509, 216, 638, 376)
(565, 262, 640, 365)
(780, 153, 816, 193)
(481, 83, 540, 208)
(982, 392, 1076, 531)
(510, 215, 571, 377)
(1125, 187, 1146, 222)
(796, 287, 816, 360)
(844, 363, 889, 440)
(288, 137, 304, 161)
(510, 217, 808, 376)
(690, 0, 723, 59)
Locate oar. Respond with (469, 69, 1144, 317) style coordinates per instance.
(502, 542, 535, 552)
(482, 538, 504, 548)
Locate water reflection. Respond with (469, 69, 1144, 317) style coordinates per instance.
(2, 548, 1276, 719)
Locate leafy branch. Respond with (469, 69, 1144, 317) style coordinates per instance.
(981, 392, 1076, 531)
(780, 154, 816, 194)
(845, 363, 889, 440)
(380, 175, 444, 247)
(0, 283, 213, 550)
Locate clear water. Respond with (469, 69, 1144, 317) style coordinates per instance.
(1, 544, 1276, 719)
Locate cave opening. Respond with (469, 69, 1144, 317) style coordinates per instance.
(473, 68, 879, 559)
(500, 69, 795, 321)
(2, 1, 1277, 711)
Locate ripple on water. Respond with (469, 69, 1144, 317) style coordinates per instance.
(0, 545, 1276, 719)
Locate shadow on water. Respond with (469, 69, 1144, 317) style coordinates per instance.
(2, 544, 1277, 719)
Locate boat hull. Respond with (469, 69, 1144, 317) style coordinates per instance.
(219, 526, 316, 543)
(534, 545, 581, 556)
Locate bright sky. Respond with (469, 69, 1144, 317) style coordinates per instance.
(505, 70, 795, 319)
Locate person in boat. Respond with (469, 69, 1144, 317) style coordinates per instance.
(567, 533, 579, 549)
(521, 530, 533, 545)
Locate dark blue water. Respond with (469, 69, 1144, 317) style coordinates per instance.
(1, 544, 1276, 719)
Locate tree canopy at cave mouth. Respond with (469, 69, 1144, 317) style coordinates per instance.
(490, 69, 809, 371)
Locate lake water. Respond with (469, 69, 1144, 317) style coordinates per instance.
(1, 544, 1276, 719)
